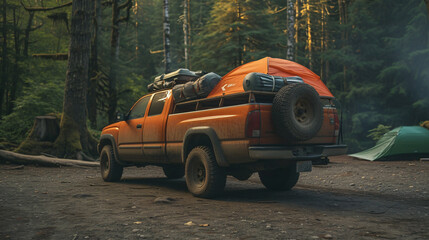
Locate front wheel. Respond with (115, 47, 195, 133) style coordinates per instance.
(258, 166, 299, 191)
(185, 146, 226, 198)
(100, 145, 123, 182)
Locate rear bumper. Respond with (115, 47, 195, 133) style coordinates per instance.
(249, 144, 348, 160)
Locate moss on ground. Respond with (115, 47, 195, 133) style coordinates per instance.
(15, 140, 54, 155)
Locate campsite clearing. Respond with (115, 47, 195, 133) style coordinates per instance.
(0, 155, 428, 239)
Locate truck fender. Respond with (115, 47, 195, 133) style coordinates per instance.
(182, 127, 229, 167)
(98, 134, 127, 166)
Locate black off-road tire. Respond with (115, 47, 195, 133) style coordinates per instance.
(163, 165, 185, 179)
(258, 166, 299, 191)
(272, 83, 323, 141)
(185, 146, 226, 198)
(100, 145, 123, 182)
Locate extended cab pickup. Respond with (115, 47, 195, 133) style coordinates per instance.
(98, 85, 347, 198)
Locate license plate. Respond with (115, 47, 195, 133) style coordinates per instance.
(296, 161, 312, 172)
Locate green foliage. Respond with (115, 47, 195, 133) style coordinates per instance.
(0, 59, 65, 144)
(1, 0, 428, 153)
(367, 124, 392, 141)
(192, 0, 280, 75)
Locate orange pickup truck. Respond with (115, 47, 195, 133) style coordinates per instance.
(98, 57, 347, 198)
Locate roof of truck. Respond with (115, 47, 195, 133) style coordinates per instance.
(208, 57, 334, 98)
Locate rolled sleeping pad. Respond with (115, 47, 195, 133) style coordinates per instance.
(243, 72, 285, 92)
(154, 73, 165, 82)
(153, 80, 164, 91)
(147, 83, 154, 92)
(193, 72, 221, 98)
(243, 72, 304, 92)
(285, 76, 304, 84)
(172, 84, 186, 103)
(183, 81, 198, 100)
(163, 80, 176, 89)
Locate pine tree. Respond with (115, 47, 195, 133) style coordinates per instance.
(193, 0, 278, 74)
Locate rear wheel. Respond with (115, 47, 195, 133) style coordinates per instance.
(185, 146, 226, 198)
(258, 166, 299, 191)
(163, 165, 185, 179)
(100, 145, 123, 182)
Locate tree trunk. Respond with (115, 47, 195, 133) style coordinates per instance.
(54, 0, 96, 158)
(88, 0, 101, 128)
(183, 0, 189, 68)
(108, 0, 120, 123)
(425, 0, 429, 16)
(163, 0, 171, 73)
(106, 0, 131, 123)
(8, 7, 20, 114)
(236, 0, 243, 66)
(0, 0, 7, 117)
(187, 0, 191, 69)
(294, 0, 300, 61)
(306, 0, 312, 70)
(286, 0, 296, 61)
(23, 12, 34, 57)
(338, 0, 349, 91)
(320, 1, 325, 81)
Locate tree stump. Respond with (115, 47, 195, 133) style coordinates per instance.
(30, 116, 60, 142)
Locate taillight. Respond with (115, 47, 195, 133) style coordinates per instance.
(334, 111, 340, 137)
(246, 110, 261, 138)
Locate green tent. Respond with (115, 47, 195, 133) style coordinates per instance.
(349, 126, 429, 161)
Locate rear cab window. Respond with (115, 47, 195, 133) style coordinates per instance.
(148, 91, 168, 116)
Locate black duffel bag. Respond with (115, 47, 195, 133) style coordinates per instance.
(193, 72, 221, 98)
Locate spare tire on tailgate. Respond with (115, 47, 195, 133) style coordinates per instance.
(272, 83, 323, 141)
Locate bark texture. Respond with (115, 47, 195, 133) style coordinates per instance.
(286, 0, 296, 61)
(306, 0, 312, 70)
(163, 0, 171, 73)
(23, 12, 35, 57)
(54, 0, 95, 158)
(0, 0, 7, 117)
(88, 0, 101, 128)
(183, 0, 188, 68)
(107, 0, 131, 123)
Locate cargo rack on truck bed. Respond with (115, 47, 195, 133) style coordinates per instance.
(173, 90, 335, 114)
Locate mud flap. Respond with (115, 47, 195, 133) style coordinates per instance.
(296, 161, 312, 172)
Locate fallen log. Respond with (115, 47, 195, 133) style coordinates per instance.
(0, 150, 99, 167)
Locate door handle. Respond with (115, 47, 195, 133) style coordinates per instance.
(136, 124, 142, 129)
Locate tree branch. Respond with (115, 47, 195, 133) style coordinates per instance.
(116, 2, 132, 24)
(102, 0, 113, 6)
(30, 22, 44, 31)
(118, 0, 132, 10)
(21, 1, 72, 12)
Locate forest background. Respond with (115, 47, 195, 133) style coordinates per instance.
(0, 0, 428, 155)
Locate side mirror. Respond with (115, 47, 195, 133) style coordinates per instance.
(116, 112, 126, 122)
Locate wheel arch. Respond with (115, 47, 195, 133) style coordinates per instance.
(182, 127, 229, 167)
(98, 134, 124, 165)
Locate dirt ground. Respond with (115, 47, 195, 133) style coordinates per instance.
(0, 155, 428, 240)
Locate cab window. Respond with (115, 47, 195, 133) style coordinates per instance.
(128, 96, 151, 120)
(148, 92, 167, 116)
